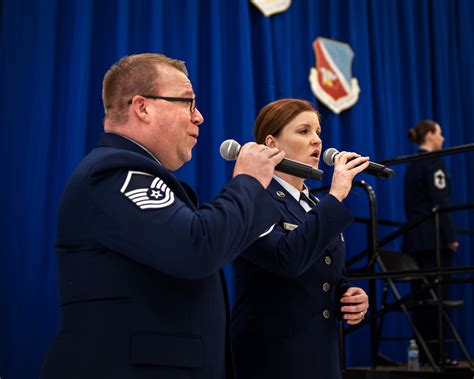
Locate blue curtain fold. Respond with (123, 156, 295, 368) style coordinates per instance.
(1, 0, 474, 378)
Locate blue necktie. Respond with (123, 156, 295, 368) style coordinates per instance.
(299, 192, 317, 209)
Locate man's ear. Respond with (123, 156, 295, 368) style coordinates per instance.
(265, 135, 278, 148)
(131, 96, 151, 123)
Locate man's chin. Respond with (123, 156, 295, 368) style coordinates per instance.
(182, 151, 193, 164)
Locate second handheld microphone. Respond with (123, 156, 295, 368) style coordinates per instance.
(220, 139, 324, 181)
(322, 148, 395, 179)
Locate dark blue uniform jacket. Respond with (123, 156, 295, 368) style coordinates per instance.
(404, 149, 456, 252)
(231, 179, 353, 379)
(40, 133, 280, 379)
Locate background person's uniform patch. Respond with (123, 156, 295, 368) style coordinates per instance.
(434, 169, 446, 189)
(120, 170, 175, 209)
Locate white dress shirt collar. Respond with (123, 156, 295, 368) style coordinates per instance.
(273, 175, 314, 212)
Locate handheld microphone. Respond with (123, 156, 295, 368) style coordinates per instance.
(220, 139, 324, 181)
(322, 148, 395, 179)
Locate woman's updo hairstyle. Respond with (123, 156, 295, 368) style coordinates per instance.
(408, 119, 438, 145)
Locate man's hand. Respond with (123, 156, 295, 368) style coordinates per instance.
(329, 152, 370, 202)
(340, 287, 369, 325)
(233, 143, 285, 188)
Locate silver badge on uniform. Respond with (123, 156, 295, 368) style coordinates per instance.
(121, 170, 175, 209)
(433, 169, 446, 190)
(276, 191, 286, 198)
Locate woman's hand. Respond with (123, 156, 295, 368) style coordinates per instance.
(340, 287, 369, 325)
(329, 152, 369, 202)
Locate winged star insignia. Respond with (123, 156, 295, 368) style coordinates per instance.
(120, 170, 175, 209)
(276, 191, 286, 198)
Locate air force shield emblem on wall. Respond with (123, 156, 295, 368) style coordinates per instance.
(251, 0, 291, 17)
(309, 37, 360, 114)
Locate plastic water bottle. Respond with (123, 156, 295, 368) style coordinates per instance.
(407, 339, 420, 371)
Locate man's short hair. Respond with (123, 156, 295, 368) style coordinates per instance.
(102, 53, 188, 124)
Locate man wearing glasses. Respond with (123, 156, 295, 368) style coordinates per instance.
(40, 53, 285, 379)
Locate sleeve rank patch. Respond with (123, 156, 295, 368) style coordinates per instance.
(433, 169, 446, 190)
(120, 170, 175, 209)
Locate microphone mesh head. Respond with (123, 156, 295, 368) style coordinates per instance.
(219, 139, 240, 161)
(322, 148, 339, 166)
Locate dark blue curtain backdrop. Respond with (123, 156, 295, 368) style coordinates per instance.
(1, 1, 474, 378)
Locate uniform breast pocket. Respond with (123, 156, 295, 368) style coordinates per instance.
(130, 333, 202, 368)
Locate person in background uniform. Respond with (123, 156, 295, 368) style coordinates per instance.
(231, 99, 370, 379)
(404, 119, 459, 365)
(40, 53, 286, 379)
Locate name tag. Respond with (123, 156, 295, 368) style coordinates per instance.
(283, 222, 298, 231)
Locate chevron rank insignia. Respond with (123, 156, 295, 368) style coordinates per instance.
(434, 169, 446, 190)
(120, 170, 175, 210)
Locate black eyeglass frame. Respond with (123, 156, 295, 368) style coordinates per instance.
(128, 95, 196, 114)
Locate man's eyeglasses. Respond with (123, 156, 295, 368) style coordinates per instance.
(128, 95, 197, 114)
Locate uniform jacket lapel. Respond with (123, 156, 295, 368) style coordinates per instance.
(267, 179, 306, 223)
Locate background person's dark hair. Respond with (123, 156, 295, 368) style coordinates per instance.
(253, 99, 320, 145)
(408, 119, 438, 145)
